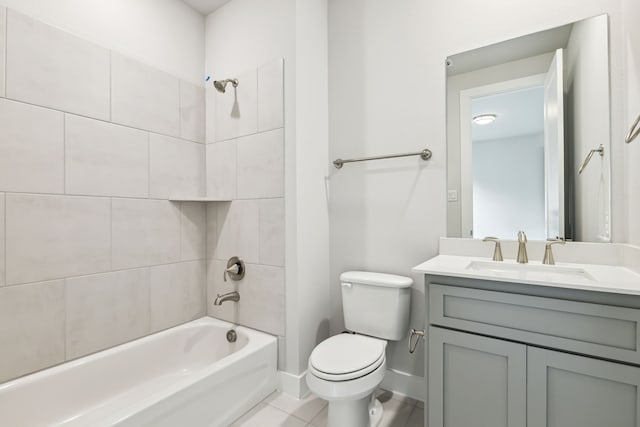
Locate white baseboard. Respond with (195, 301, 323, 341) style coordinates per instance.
(380, 369, 425, 402)
(278, 370, 310, 399)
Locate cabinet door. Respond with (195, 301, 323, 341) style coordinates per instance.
(428, 327, 526, 427)
(528, 347, 640, 427)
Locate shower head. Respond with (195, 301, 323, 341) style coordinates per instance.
(213, 78, 239, 93)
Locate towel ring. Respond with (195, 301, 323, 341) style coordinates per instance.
(626, 113, 640, 144)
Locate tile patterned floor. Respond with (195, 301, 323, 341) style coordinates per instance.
(230, 389, 424, 427)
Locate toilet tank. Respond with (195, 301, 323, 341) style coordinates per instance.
(340, 271, 412, 341)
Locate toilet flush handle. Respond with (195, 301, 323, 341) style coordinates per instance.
(409, 328, 425, 354)
(341, 282, 352, 288)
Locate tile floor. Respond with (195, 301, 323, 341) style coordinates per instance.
(230, 389, 424, 427)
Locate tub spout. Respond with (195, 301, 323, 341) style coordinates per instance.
(213, 291, 240, 306)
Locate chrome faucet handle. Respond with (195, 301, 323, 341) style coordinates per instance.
(543, 239, 566, 265)
(517, 230, 528, 264)
(223, 256, 245, 282)
(482, 237, 503, 261)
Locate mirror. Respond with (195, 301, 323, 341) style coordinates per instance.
(446, 14, 611, 243)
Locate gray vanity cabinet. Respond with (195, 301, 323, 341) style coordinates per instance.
(428, 327, 526, 427)
(527, 346, 640, 427)
(425, 277, 640, 427)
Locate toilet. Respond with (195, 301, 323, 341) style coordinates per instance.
(306, 271, 412, 427)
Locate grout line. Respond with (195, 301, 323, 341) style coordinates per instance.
(178, 80, 182, 139)
(3, 7, 7, 98)
(62, 278, 68, 361)
(147, 132, 151, 198)
(109, 197, 113, 271)
(2, 258, 208, 289)
(179, 202, 183, 262)
(108, 51, 112, 122)
(62, 114, 66, 194)
(146, 266, 152, 333)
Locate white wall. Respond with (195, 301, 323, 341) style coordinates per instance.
(623, 0, 640, 245)
(290, 0, 331, 375)
(328, 0, 437, 378)
(473, 134, 546, 240)
(328, 0, 625, 380)
(0, 0, 205, 85)
(205, 0, 331, 379)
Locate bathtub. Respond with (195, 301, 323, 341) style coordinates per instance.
(0, 317, 278, 427)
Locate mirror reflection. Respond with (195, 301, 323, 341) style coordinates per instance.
(446, 15, 611, 242)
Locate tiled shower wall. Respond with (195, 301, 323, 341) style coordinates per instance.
(205, 59, 286, 337)
(0, 8, 207, 383)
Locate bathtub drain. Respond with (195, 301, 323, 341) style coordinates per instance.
(226, 329, 238, 343)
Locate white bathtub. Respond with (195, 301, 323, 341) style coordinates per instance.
(0, 317, 277, 427)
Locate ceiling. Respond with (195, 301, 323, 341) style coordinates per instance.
(181, 0, 231, 15)
(471, 85, 544, 142)
(447, 23, 572, 76)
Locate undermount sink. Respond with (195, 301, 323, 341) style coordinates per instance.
(465, 261, 595, 282)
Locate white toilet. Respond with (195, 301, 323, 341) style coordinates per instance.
(306, 271, 412, 427)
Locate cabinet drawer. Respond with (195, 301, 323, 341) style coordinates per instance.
(429, 284, 640, 364)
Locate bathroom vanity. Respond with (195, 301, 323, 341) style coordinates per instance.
(414, 253, 640, 427)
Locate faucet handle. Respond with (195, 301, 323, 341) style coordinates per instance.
(542, 239, 566, 265)
(482, 237, 503, 261)
(223, 256, 245, 282)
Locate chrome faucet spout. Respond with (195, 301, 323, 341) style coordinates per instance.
(517, 230, 528, 264)
(213, 291, 240, 306)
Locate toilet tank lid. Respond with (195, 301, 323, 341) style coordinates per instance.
(340, 271, 413, 288)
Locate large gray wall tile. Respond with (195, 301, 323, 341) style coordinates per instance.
(0, 7, 6, 97)
(258, 59, 284, 132)
(206, 140, 236, 199)
(213, 68, 258, 142)
(0, 99, 64, 194)
(214, 200, 259, 263)
(6, 194, 111, 285)
(65, 115, 149, 198)
(237, 128, 284, 198)
(0, 280, 65, 382)
(5, 10, 110, 120)
(111, 198, 181, 270)
(180, 81, 205, 143)
(260, 198, 285, 266)
(111, 54, 180, 137)
(181, 202, 206, 261)
(66, 269, 150, 359)
(150, 261, 205, 332)
(149, 134, 205, 199)
(208, 262, 284, 336)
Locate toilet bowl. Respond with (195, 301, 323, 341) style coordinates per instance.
(306, 271, 412, 427)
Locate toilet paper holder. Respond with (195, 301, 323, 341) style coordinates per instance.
(409, 328, 425, 354)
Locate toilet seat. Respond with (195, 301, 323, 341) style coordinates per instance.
(309, 334, 386, 381)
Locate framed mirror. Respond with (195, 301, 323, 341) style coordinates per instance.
(446, 14, 611, 243)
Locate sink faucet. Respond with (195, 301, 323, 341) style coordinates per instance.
(213, 291, 240, 306)
(543, 239, 566, 265)
(482, 237, 503, 261)
(517, 230, 528, 264)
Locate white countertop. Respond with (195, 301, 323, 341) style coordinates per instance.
(413, 255, 640, 296)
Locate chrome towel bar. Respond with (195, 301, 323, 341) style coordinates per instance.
(333, 148, 432, 169)
(626, 113, 640, 144)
